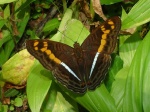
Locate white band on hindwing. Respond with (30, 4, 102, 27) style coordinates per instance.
(61, 62, 81, 81)
(61, 52, 100, 80)
(89, 52, 100, 78)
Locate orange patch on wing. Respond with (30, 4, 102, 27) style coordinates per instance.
(49, 53, 61, 64)
(103, 30, 110, 34)
(34, 41, 39, 46)
(98, 45, 104, 52)
(108, 20, 114, 25)
(102, 34, 107, 39)
(40, 47, 47, 52)
(45, 50, 51, 55)
(34, 47, 38, 50)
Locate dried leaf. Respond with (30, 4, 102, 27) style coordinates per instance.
(92, 0, 107, 20)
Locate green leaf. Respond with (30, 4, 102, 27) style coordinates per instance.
(122, 0, 150, 29)
(105, 55, 123, 91)
(27, 61, 52, 112)
(50, 8, 73, 42)
(0, 102, 8, 112)
(0, 39, 14, 66)
(119, 32, 142, 67)
(14, 97, 23, 107)
(63, 19, 90, 47)
(15, 0, 35, 13)
(0, 19, 6, 29)
(74, 84, 117, 112)
(0, 30, 11, 48)
(43, 18, 60, 32)
(51, 91, 78, 112)
(1, 49, 34, 85)
(54, 93, 77, 111)
(41, 82, 79, 112)
(0, 0, 17, 4)
(9, 105, 14, 111)
(101, 0, 122, 5)
(123, 30, 150, 111)
(111, 67, 129, 111)
(4, 89, 19, 97)
(3, 5, 10, 19)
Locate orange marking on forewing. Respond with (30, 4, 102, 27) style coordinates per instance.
(34, 47, 38, 50)
(97, 19, 117, 53)
(101, 27, 105, 31)
(103, 30, 110, 34)
(50, 53, 55, 59)
(102, 34, 107, 39)
(49, 53, 61, 64)
(111, 25, 115, 29)
(98, 38, 107, 52)
(34, 41, 39, 46)
(108, 20, 114, 25)
(45, 50, 51, 55)
(40, 47, 47, 52)
(108, 20, 115, 29)
(54, 58, 61, 64)
(101, 25, 104, 29)
(98, 45, 104, 52)
(43, 42, 48, 47)
(101, 39, 106, 45)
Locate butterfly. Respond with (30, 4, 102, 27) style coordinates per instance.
(26, 16, 121, 94)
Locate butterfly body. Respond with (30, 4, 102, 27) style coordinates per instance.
(26, 16, 121, 93)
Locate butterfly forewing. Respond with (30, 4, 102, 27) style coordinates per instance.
(81, 16, 121, 90)
(26, 16, 121, 94)
(81, 16, 121, 54)
(26, 40, 88, 93)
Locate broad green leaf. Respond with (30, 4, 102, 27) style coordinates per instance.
(50, 8, 73, 42)
(105, 55, 123, 91)
(1, 49, 34, 85)
(119, 32, 142, 67)
(74, 84, 117, 112)
(122, 0, 150, 29)
(41, 82, 78, 112)
(27, 61, 52, 112)
(53, 92, 78, 112)
(111, 67, 129, 111)
(41, 83, 58, 112)
(123, 30, 150, 112)
(63, 19, 90, 47)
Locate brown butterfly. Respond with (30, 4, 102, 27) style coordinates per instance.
(26, 16, 121, 94)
